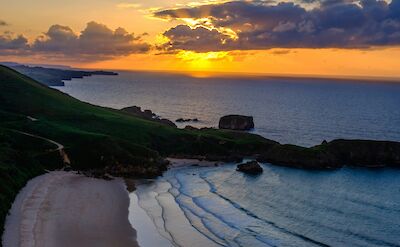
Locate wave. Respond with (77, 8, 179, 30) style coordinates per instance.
(198, 169, 400, 247)
(133, 166, 400, 247)
(197, 173, 329, 247)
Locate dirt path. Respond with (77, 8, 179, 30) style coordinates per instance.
(15, 130, 71, 165)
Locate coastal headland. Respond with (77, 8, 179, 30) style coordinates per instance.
(1, 65, 400, 244)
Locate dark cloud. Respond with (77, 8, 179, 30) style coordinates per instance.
(155, 0, 400, 52)
(0, 32, 29, 55)
(0, 22, 150, 60)
(32, 22, 150, 60)
(162, 25, 233, 52)
(0, 20, 8, 26)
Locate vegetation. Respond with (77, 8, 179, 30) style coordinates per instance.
(7, 64, 117, 86)
(0, 65, 277, 165)
(0, 128, 64, 237)
(0, 65, 277, 235)
(1, 65, 399, 239)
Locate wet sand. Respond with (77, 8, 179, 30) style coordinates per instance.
(2, 171, 139, 247)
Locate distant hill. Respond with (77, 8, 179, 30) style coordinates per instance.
(0, 62, 118, 86)
(0, 62, 71, 69)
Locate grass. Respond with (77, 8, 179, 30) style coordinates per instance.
(0, 128, 64, 236)
(1, 64, 398, 240)
(0, 65, 276, 158)
(0, 65, 278, 236)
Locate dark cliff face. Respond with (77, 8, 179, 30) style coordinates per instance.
(258, 144, 339, 169)
(322, 140, 400, 167)
(258, 140, 400, 169)
(219, 115, 255, 131)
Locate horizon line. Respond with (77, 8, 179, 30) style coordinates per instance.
(82, 67, 400, 84)
(3, 60, 400, 83)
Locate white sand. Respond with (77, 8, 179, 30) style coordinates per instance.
(2, 171, 139, 247)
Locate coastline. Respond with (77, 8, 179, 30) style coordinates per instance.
(128, 161, 400, 247)
(129, 192, 174, 247)
(2, 171, 139, 247)
(2, 65, 400, 246)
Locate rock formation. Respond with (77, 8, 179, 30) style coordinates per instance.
(219, 115, 254, 131)
(121, 106, 177, 128)
(236, 161, 263, 175)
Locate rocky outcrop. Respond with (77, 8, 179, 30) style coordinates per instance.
(158, 119, 177, 127)
(257, 144, 339, 169)
(219, 115, 254, 131)
(257, 139, 400, 169)
(176, 118, 199, 123)
(236, 161, 263, 175)
(121, 106, 177, 128)
(184, 125, 199, 130)
(121, 106, 154, 118)
(321, 139, 400, 168)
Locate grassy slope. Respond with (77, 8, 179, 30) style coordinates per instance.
(1, 64, 399, 240)
(0, 65, 276, 159)
(0, 128, 65, 238)
(0, 65, 277, 236)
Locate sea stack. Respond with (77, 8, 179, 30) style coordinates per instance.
(236, 161, 263, 175)
(219, 115, 255, 131)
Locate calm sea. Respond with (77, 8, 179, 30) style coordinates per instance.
(57, 71, 400, 147)
(57, 71, 400, 247)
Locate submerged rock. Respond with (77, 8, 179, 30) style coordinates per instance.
(236, 161, 263, 175)
(219, 115, 254, 131)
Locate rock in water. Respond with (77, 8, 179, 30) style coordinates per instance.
(121, 106, 177, 128)
(236, 161, 263, 175)
(219, 115, 254, 131)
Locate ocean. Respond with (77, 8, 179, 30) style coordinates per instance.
(57, 71, 400, 147)
(130, 163, 400, 247)
(56, 71, 400, 247)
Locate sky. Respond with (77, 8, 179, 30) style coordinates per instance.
(1, 0, 400, 79)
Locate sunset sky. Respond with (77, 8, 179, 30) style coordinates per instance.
(1, 0, 400, 78)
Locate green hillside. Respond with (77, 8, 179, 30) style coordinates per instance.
(0, 65, 276, 164)
(3, 64, 398, 239)
(0, 65, 278, 234)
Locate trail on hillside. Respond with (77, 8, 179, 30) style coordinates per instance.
(14, 130, 71, 166)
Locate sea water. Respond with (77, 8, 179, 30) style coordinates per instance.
(131, 164, 400, 247)
(56, 71, 400, 246)
(57, 71, 400, 147)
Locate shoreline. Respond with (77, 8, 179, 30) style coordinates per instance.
(128, 192, 174, 247)
(2, 171, 139, 247)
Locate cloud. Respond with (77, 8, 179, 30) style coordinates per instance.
(161, 25, 233, 52)
(154, 0, 400, 52)
(0, 32, 29, 55)
(0, 20, 8, 26)
(0, 22, 149, 60)
(31, 22, 150, 60)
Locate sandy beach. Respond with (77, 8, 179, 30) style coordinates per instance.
(2, 171, 139, 247)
